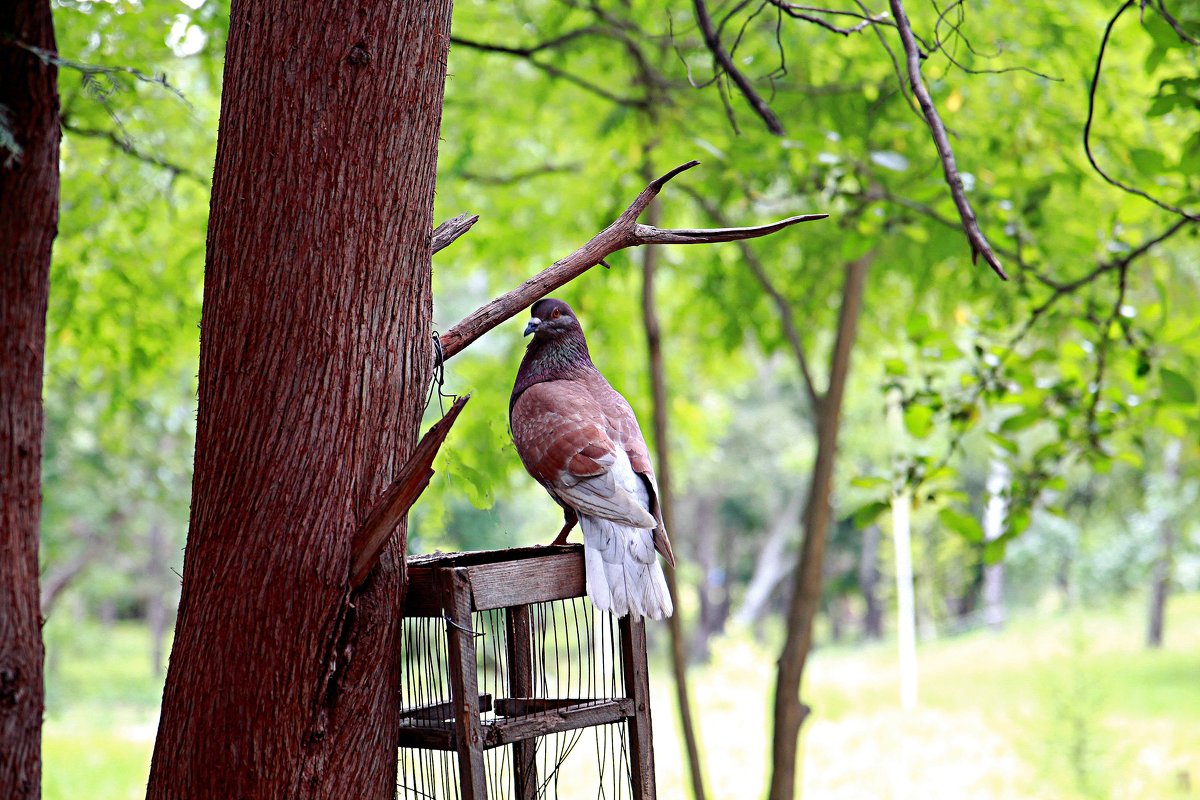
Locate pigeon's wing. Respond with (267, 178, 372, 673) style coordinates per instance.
(511, 380, 657, 529)
(588, 376, 676, 567)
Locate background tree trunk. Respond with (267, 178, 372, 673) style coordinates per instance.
(1147, 439, 1182, 648)
(983, 459, 1009, 631)
(858, 524, 883, 640)
(0, 2, 59, 796)
(641, 189, 708, 800)
(146, 3, 452, 797)
(768, 256, 868, 800)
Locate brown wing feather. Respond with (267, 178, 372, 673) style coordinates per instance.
(582, 374, 676, 567)
(512, 381, 657, 528)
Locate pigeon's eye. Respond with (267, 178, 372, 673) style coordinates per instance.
(550, 308, 562, 320)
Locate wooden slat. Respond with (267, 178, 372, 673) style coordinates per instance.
(494, 697, 608, 717)
(403, 545, 585, 615)
(621, 615, 656, 799)
(467, 551, 585, 611)
(442, 567, 487, 799)
(505, 605, 537, 800)
(482, 699, 635, 749)
(396, 723, 455, 751)
(399, 694, 492, 722)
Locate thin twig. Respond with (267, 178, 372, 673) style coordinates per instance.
(1084, 0, 1199, 221)
(451, 32, 649, 108)
(459, 163, 581, 186)
(768, 1, 891, 35)
(436, 161, 827, 361)
(693, 0, 786, 134)
(60, 118, 208, 184)
(889, 0, 1008, 279)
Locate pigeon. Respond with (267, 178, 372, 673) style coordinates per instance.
(510, 298, 674, 619)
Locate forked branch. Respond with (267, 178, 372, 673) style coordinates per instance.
(437, 160, 827, 361)
(889, 0, 1008, 280)
(350, 395, 470, 588)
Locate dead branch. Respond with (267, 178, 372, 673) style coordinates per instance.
(350, 394, 470, 589)
(436, 160, 827, 362)
(432, 213, 479, 255)
(694, 0, 786, 134)
(888, 0, 1008, 280)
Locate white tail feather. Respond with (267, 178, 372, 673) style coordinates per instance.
(580, 514, 673, 620)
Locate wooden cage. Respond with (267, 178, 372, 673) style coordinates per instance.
(396, 544, 657, 800)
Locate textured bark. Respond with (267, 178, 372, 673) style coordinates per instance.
(640, 197, 708, 800)
(768, 256, 869, 800)
(145, 3, 452, 798)
(0, 2, 59, 797)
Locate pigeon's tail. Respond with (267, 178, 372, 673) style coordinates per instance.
(579, 514, 673, 620)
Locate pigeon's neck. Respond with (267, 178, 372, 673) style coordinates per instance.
(512, 332, 596, 403)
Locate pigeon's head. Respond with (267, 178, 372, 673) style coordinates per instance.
(524, 298, 582, 340)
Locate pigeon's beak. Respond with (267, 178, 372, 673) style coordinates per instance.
(524, 317, 541, 337)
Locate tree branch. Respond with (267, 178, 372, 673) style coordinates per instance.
(436, 161, 827, 361)
(693, 0, 786, 134)
(888, 0, 1008, 279)
(451, 32, 649, 109)
(768, 1, 891, 35)
(1084, 0, 1199, 221)
(60, 118, 208, 184)
(431, 213, 479, 255)
(349, 394, 470, 589)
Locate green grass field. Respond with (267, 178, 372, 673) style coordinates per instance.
(44, 594, 1200, 799)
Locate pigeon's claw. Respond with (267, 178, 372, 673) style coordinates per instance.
(551, 509, 579, 545)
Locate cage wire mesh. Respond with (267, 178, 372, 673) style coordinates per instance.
(397, 595, 638, 800)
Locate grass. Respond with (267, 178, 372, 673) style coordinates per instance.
(43, 594, 1200, 799)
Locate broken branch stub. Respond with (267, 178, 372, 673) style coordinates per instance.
(350, 394, 470, 589)
(432, 213, 480, 255)
(437, 160, 827, 361)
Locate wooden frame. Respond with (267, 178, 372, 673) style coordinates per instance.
(398, 545, 657, 800)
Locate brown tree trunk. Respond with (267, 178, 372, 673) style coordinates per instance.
(146, 3, 452, 798)
(768, 256, 868, 800)
(858, 524, 883, 640)
(641, 192, 708, 800)
(0, 2, 59, 797)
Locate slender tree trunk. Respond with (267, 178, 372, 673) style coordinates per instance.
(982, 459, 1009, 631)
(145, 520, 168, 675)
(1147, 439, 1182, 648)
(858, 524, 883, 640)
(768, 256, 868, 800)
(0, 3, 59, 797)
(641, 189, 708, 800)
(146, 3, 452, 797)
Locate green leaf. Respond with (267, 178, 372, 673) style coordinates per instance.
(939, 507, 984, 543)
(983, 538, 1007, 565)
(903, 403, 935, 438)
(1160, 367, 1197, 404)
(850, 500, 890, 529)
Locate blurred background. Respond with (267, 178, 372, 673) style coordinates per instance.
(39, 0, 1198, 798)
